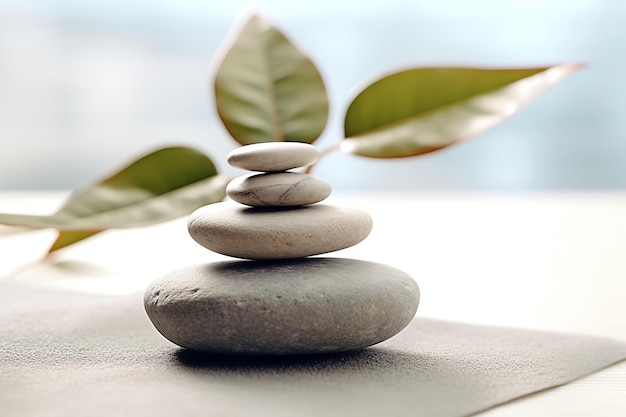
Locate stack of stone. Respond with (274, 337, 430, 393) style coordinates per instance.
(144, 142, 419, 355)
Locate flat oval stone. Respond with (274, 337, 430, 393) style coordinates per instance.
(226, 172, 332, 207)
(144, 258, 420, 354)
(227, 142, 320, 172)
(188, 202, 372, 259)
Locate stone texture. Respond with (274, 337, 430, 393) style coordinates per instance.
(227, 142, 320, 172)
(188, 202, 372, 259)
(143, 257, 420, 354)
(227, 172, 331, 207)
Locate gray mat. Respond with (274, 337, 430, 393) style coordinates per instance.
(1, 281, 625, 417)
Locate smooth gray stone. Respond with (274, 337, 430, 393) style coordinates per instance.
(143, 258, 420, 354)
(227, 142, 320, 172)
(188, 202, 372, 260)
(227, 172, 332, 207)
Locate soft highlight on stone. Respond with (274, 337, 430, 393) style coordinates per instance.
(226, 172, 331, 207)
(144, 258, 420, 355)
(227, 142, 320, 172)
(188, 202, 372, 260)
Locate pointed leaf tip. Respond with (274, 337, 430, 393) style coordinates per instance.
(48, 230, 103, 254)
(342, 63, 585, 158)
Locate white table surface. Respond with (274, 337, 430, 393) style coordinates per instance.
(1, 191, 625, 416)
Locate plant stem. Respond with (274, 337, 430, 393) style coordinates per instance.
(305, 142, 341, 174)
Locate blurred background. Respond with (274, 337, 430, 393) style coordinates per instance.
(0, 0, 624, 192)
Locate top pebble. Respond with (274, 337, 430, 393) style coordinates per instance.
(227, 142, 320, 172)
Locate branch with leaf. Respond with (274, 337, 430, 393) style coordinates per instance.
(0, 13, 583, 255)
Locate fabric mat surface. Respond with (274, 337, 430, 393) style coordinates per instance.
(1, 281, 625, 417)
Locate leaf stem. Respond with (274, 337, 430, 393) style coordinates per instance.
(305, 142, 341, 174)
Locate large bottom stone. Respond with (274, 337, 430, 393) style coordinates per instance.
(144, 258, 419, 355)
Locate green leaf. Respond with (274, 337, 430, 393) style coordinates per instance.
(0, 147, 229, 240)
(214, 13, 329, 145)
(48, 231, 103, 254)
(342, 63, 585, 158)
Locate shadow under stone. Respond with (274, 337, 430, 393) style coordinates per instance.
(174, 346, 407, 372)
(172, 345, 450, 378)
(169, 345, 479, 417)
